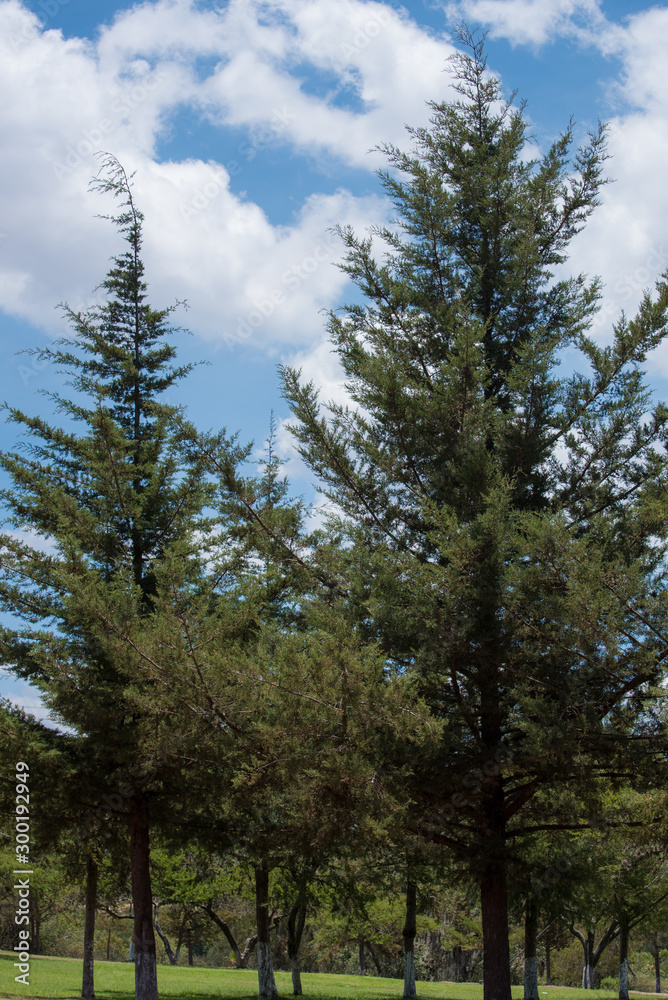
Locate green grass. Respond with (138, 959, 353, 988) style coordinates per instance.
(0, 953, 652, 1000)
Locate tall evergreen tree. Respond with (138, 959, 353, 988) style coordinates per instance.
(0, 155, 213, 1000)
(280, 31, 668, 1000)
(94, 421, 436, 996)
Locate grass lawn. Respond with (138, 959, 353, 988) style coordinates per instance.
(0, 953, 646, 1000)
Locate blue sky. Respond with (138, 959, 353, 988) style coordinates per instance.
(1, 0, 668, 715)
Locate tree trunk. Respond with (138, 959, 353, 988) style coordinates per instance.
(618, 913, 629, 1000)
(188, 932, 193, 967)
(154, 906, 177, 965)
(240, 934, 258, 966)
(287, 898, 307, 995)
(582, 931, 595, 989)
(367, 941, 382, 976)
(480, 855, 512, 1000)
(403, 881, 417, 999)
(106, 929, 111, 962)
(358, 939, 366, 976)
(479, 668, 512, 1000)
(30, 905, 41, 955)
(82, 854, 98, 999)
(545, 932, 551, 987)
(288, 957, 302, 996)
(174, 909, 189, 966)
(130, 796, 158, 1000)
(523, 896, 538, 1000)
(653, 938, 661, 994)
(255, 863, 278, 998)
(454, 945, 462, 983)
(202, 904, 244, 967)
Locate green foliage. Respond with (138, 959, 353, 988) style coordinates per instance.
(280, 27, 668, 883)
(3, 35, 668, 999)
(0, 156, 221, 842)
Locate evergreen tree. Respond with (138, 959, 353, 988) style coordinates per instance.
(98, 422, 436, 996)
(0, 155, 213, 1000)
(280, 30, 668, 1000)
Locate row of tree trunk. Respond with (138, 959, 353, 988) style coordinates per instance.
(524, 900, 657, 1000)
(80, 859, 659, 1000)
(79, 851, 308, 999)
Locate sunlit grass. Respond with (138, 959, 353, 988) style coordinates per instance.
(0, 952, 647, 1000)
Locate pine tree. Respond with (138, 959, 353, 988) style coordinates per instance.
(99, 422, 435, 996)
(280, 31, 668, 1000)
(0, 155, 213, 1000)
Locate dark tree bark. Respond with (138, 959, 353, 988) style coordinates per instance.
(358, 939, 366, 976)
(481, 861, 512, 1000)
(569, 922, 619, 989)
(480, 660, 512, 1000)
(523, 896, 539, 1000)
(241, 934, 258, 965)
(153, 904, 178, 965)
(618, 913, 630, 1000)
(255, 863, 278, 998)
(130, 796, 158, 1000)
(480, 796, 512, 1000)
(106, 929, 111, 962)
(545, 931, 551, 987)
(287, 898, 307, 995)
(201, 904, 245, 967)
(403, 881, 417, 999)
(367, 941, 383, 976)
(652, 937, 661, 994)
(82, 853, 98, 999)
(583, 930, 595, 988)
(30, 905, 41, 955)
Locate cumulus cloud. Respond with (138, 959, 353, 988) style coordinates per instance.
(444, 0, 611, 48)
(565, 7, 668, 369)
(0, 0, 456, 352)
(138, 166, 388, 348)
(1, 0, 667, 378)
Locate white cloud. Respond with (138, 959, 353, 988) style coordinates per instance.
(0, 0, 456, 355)
(444, 0, 611, 48)
(565, 7, 668, 373)
(138, 165, 389, 348)
(2, 0, 668, 397)
(613, 5, 668, 113)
